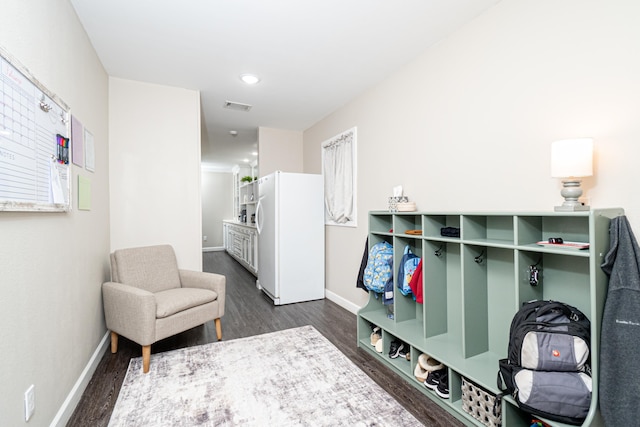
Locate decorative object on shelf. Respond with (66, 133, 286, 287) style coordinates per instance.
(241, 175, 253, 183)
(388, 185, 408, 212)
(388, 196, 408, 212)
(551, 138, 593, 212)
(397, 201, 416, 212)
(405, 229, 422, 235)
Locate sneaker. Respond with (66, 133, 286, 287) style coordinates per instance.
(388, 340, 405, 359)
(370, 327, 381, 346)
(424, 368, 445, 390)
(436, 371, 450, 399)
(397, 345, 409, 359)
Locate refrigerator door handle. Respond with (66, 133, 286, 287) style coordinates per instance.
(255, 200, 263, 234)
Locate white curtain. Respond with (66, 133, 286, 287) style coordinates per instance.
(323, 129, 354, 225)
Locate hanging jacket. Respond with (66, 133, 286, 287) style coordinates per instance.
(356, 237, 369, 292)
(408, 258, 423, 304)
(599, 215, 640, 426)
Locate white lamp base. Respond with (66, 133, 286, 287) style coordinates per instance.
(554, 179, 590, 212)
(554, 203, 590, 212)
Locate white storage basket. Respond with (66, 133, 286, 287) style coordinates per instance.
(461, 377, 502, 427)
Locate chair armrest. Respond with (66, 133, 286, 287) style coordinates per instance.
(179, 270, 226, 314)
(102, 281, 157, 346)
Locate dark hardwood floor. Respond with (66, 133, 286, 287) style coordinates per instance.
(67, 251, 463, 426)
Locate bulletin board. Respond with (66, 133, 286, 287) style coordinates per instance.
(0, 46, 71, 212)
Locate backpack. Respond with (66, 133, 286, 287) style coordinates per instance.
(362, 241, 393, 296)
(497, 300, 592, 425)
(397, 245, 420, 296)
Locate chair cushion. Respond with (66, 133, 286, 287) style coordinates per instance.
(154, 288, 218, 319)
(113, 245, 182, 293)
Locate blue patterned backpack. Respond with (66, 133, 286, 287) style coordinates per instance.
(363, 241, 393, 295)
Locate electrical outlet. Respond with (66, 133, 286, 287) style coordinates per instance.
(24, 384, 35, 421)
(203, 235, 208, 241)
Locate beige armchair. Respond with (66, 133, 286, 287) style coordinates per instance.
(102, 245, 225, 373)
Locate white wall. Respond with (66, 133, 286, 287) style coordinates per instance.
(201, 170, 233, 248)
(0, 1, 110, 425)
(258, 127, 303, 176)
(305, 0, 640, 309)
(109, 78, 203, 271)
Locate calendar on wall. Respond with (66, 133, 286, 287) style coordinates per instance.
(0, 47, 71, 212)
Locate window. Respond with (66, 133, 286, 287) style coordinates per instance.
(322, 127, 357, 227)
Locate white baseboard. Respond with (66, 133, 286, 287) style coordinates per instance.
(50, 331, 110, 427)
(325, 290, 361, 315)
(202, 246, 225, 252)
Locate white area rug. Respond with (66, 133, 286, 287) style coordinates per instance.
(109, 325, 423, 426)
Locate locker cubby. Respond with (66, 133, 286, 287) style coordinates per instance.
(393, 236, 422, 325)
(422, 214, 461, 239)
(515, 214, 590, 247)
(393, 213, 422, 235)
(382, 331, 412, 375)
(369, 213, 393, 234)
(394, 235, 423, 258)
(357, 318, 380, 349)
(462, 215, 514, 245)
(358, 208, 624, 426)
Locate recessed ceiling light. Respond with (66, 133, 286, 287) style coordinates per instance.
(240, 74, 260, 85)
(252, 151, 258, 156)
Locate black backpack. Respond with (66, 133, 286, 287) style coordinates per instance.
(497, 300, 592, 425)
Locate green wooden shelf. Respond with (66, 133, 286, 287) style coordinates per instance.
(357, 208, 624, 427)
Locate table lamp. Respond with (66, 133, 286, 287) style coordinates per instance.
(551, 138, 593, 212)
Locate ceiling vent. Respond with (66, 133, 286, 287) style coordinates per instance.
(223, 100, 252, 112)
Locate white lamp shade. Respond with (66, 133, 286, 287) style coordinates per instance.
(550, 138, 593, 178)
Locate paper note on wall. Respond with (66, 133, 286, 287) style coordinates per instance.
(71, 115, 84, 167)
(78, 175, 91, 210)
(50, 160, 65, 203)
(84, 129, 95, 172)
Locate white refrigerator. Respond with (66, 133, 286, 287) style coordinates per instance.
(255, 171, 325, 305)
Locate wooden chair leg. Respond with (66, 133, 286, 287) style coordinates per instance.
(215, 318, 222, 341)
(110, 331, 118, 354)
(142, 345, 151, 373)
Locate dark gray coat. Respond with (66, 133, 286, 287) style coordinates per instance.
(600, 215, 640, 426)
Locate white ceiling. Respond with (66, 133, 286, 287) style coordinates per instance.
(70, 0, 499, 172)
